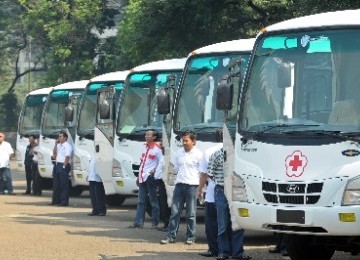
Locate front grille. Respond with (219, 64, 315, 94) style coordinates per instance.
(262, 181, 323, 205)
(132, 164, 140, 177)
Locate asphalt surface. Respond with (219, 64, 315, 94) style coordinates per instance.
(0, 163, 358, 259)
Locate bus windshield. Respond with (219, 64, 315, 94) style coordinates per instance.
(77, 82, 124, 139)
(116, 70, 182, 139)
(42, 89, 83, 136)
(174, 53, 250, 135)
(240, 29, 360, 134)
(19, 94, 48, 135)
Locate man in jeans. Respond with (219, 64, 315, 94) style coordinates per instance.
(0, 132, 15, 195)
(128, 129, 162, 229)
(160, 130, 203, 245)
(207, 130, 251, 260)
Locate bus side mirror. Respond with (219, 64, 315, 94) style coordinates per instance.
(216, 75, 233, 110)
(157, 88, 170, 114)
(65, 104, 74, 122)
(99, 100, 110, 119)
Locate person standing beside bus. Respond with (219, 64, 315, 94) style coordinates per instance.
(87, 150, 106, 216)
(0, 132, 15, 195)
(23, 135, 37, 195)
(51, 131, 72, 206)
(160, 130, 203, 245)
(128, 129, 162, 229)
(207, 130, 251, 260)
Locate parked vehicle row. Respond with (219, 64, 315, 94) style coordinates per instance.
(15, 9, 360, 259)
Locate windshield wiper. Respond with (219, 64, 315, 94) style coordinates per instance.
(241, 124, 321, 143)
(78, 129, 94, 139)
(286, 130, 360, 143)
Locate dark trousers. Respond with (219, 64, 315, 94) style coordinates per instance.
(89, 181, 106, 214)
(52, 164, 70, 205)
(205, 202, 218, 254)
(24, 164, 32, 192)
(157, 179, 170, 227)
(0, 167, 13, 193)
(31, 162, 42, 195)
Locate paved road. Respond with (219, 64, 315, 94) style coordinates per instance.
(0, 165, 357, 259)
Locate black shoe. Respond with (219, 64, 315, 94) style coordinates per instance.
(156, 226, 168, 232)
(88, 212, 98, 216)
(199, 250, 217, 257)
(23, 191, 31, 195)
(97, 213, 106, 216)
(281, 250, 288, 256)
(216, 256, 229, 260)
(128, 224, 143, 229)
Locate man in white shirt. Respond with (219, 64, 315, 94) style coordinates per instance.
(51, 130, 72, 206)
(0, 132, 15, 195)
(160, 130, 203, 245)
(87, 150, 106, 216)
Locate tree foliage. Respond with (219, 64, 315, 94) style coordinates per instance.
(2, 0, 360, 131)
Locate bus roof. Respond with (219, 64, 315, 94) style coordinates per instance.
(130, 58, 187, 73)
(263, 9, 360, 33)
(52, 80, 89, 91)
(89, 70, 130, 83)
(26, 87, 53, 96)
(189, 38, 256, 57)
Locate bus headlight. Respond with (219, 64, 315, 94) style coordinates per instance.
(112, 159, 124, 178)
(72, 155, 81, 171)
(167, 163, 177, 186)
(343, 177, 360, 205)
(232, 172, 248, 202)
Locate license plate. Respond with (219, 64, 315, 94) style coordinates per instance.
(277, 209, 305, 224)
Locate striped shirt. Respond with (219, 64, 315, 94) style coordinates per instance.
(206, 148, 224, 186)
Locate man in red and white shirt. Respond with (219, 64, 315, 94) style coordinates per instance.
(128, 129, 163, 229)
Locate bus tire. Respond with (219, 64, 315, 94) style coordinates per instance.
(106, 194, 126, 207)
(287, 234, 335, 260)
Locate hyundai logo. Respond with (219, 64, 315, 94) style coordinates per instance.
(286, 184, 300, 193)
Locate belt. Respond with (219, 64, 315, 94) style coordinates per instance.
(56, 162, 64, 166)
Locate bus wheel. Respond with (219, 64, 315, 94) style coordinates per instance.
(287, 235, 335, 260)
(106, 194, 126, 207)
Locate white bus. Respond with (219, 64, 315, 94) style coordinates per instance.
(73, 70, 128, 203)
(15, 87, 53, 173)
(217, 9, 360, 259)
(96, 58, 186, 207)
(158, 39, 255, 206)
(37, 80, 88, 195)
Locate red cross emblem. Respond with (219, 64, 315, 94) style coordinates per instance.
(285, 150, 308, 177)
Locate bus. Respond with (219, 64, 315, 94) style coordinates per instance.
(37, 80, 88, 195)
(73, 70, 128, 204)
(217, 9, 360, 259)
(159, 39, 255, 206)
(15, 87, 53, 172)
(96, 58, 186, 207)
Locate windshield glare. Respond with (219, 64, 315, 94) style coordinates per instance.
(174, 54, 250, 132)
(42, 90, 83, 135)
(19, 95, 47, 133)
(78, 82, 124, 136)
(241, 29, 360, 133)
(116, 71, 182, 136)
